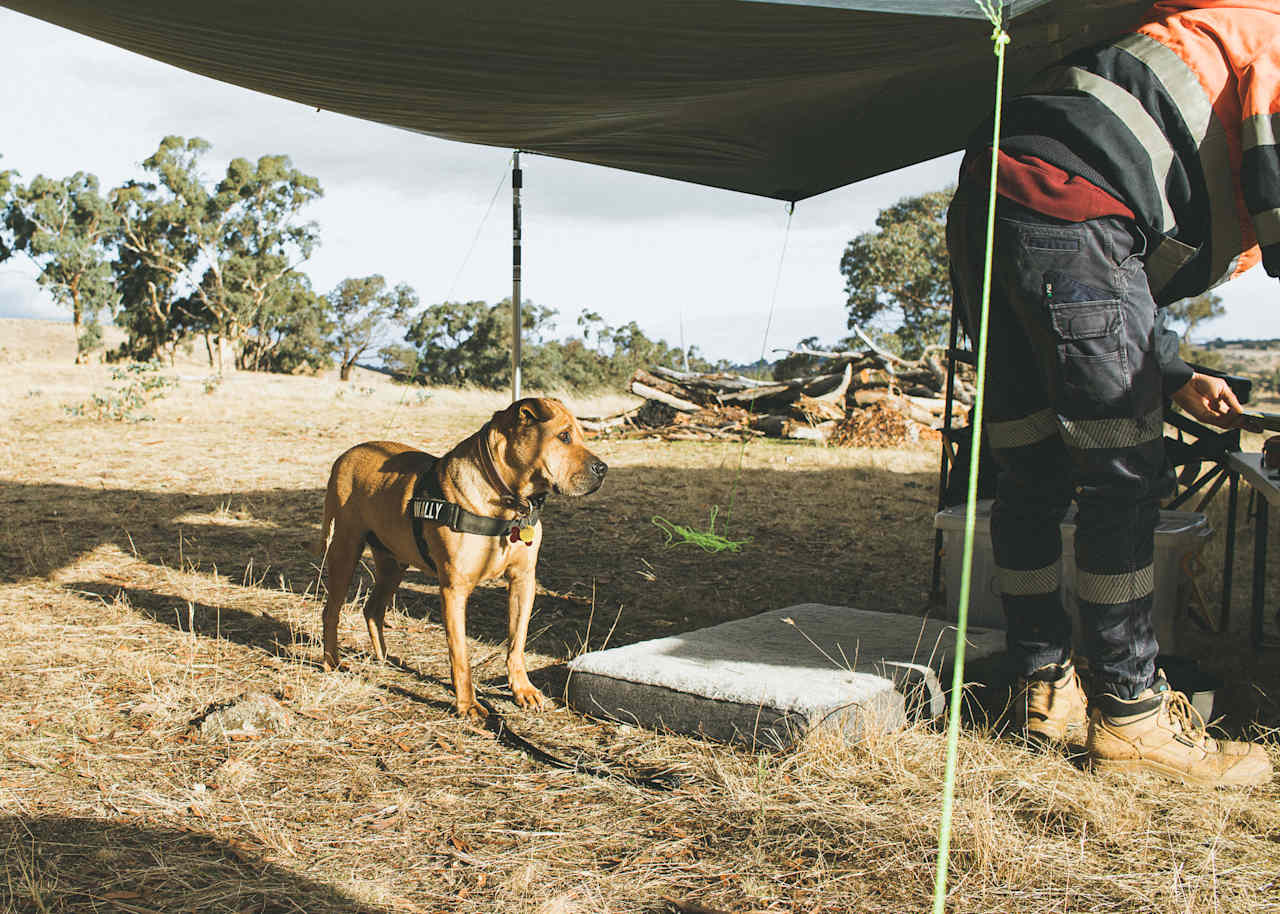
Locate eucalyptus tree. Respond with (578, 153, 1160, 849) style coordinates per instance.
(111, 136, 323, 372)
(402, 299, 703, 390)
(4, 171, 119, 362)
(111, 138, 207, 363)
(238, 269, 333, 374)
(839, 187, 954, 359)
(405, 298, 555, 387)
(0, 161, 15, 262)
(1165, 291, 1225, 342)
(210, 153, 323, 371)
(327, 275, 417, 380)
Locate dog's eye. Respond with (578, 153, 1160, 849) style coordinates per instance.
(558, 430, 571, 444)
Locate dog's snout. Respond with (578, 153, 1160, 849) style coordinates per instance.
(590, 459, 608, 479)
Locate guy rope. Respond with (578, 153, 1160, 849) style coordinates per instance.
(932, 4, 1009, 911)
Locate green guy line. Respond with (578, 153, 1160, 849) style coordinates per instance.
(930, 18, 1010, 914)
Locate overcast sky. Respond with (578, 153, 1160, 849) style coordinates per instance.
(2, 8, 1276, 362)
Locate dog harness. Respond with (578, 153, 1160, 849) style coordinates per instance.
(413, 454, 541, 534)
(365, 455, 543, 572)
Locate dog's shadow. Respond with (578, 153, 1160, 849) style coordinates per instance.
(64, 575, 569, 714)
(66, 579, 302, 655)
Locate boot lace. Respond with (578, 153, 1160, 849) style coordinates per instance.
(1163, 689, 1213, 750)
(1068, 665, 1088, 701)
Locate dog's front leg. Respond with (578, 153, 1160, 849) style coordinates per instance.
(504, 565, 547, 710)
(440, 579, 486, 720)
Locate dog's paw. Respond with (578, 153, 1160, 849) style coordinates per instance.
(512, 684, 550, 711)
(456, 701, 489, 722)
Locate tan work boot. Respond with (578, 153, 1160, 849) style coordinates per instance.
(1088, 675, 1273, 788)
(1011, 658, 1088, 745)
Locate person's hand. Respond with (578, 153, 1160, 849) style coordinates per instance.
(1171, 372, 1243, 429)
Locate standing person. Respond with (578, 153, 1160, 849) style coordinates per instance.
(946, 0, 1275, 787)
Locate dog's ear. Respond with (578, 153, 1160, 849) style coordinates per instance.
(514, 398, 552, 425)
(493, 398, 551, 429)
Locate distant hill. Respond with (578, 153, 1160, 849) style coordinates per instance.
(1202, 338, 1280, 350)
(0, 318, 127, 364)
(0, 318, 392, 381)
(1194, 338, 1280, 398)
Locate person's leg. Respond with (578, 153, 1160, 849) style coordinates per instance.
(990, 440, 1075, 673)
(948, 188, 1090, 743)
(956, 202, 1164, 698)
(1039, 215, 1166, 700)
(947, 188, 1075, 679)
(1027, 215, 1271, 785)
(950, 190, 1271, 783)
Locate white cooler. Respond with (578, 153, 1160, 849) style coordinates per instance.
(934, 500, 1212, 654)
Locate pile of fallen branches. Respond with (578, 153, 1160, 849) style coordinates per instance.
(582, 339, 972, 447)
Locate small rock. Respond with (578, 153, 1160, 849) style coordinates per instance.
(199, 692, 295, 740)
(213, 752, 258, 788)
(214, 757, 258, 791)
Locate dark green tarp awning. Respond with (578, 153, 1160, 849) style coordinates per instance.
(4, 0, 1147, 199)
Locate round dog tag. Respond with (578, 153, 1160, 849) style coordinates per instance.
(519, 525, 536, 544)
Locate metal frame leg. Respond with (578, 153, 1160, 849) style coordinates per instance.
(1220, 470, 1238, 634)
(930, 304, 964, 603)
(1252, 495, 1269, 649)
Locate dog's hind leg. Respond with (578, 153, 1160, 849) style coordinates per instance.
(364, 548, 405, 662)
(321, 530, 364, 672)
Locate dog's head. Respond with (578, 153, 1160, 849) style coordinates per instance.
(491, 397, 607, 497)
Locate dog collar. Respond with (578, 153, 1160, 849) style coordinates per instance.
(476, 421, 540, 515)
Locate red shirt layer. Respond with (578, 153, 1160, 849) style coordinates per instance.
(969, 148, 1136, 223)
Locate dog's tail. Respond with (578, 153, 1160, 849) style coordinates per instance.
(314, 473, 339, 560)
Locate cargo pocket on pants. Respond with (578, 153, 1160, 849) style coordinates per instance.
(1044, 272, 1131, 416)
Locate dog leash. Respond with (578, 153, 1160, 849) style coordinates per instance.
(483, 711, 684, 792)
(382, 680, 682, 792)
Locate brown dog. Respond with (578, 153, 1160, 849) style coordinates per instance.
(319, 397, 606, 718)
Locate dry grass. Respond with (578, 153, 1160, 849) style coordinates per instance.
(2, 323, 1279, 913)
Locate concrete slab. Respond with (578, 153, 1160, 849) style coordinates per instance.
(566, 604, 1005, 748)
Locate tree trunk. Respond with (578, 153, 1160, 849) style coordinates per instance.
(72, 296, 85, 366)
(340, 361, 353, 381)
(204, 333, 214, 368)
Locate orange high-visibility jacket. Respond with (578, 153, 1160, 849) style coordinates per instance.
(997, 0, 1280, 306)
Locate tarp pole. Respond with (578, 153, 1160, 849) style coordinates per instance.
(511, 150, 523, 401)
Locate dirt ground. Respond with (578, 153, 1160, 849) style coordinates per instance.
(2, 321, 1279, 913)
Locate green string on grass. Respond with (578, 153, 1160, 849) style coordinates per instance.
(651, 506, 752, 554)
(931, 10, 1009, 914)
(652, 204, 795, 556)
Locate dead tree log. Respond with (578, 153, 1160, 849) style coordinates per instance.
(629, 380, 700, 412)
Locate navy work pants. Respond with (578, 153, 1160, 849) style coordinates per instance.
(946, 181, 1173, 699)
